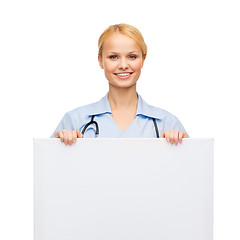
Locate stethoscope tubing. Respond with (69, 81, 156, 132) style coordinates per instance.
(81, 115, 99, 138)
(81, 115, 159, 138)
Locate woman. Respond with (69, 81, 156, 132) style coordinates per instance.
(52, 23, 188, 145)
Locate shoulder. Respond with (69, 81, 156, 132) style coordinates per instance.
(64, 93, 110, 122)
(66, 102, 97, 117)
(51, 94, 110, 136)
(138, 94, 186, 132)
(138, 94, 179, 121)
(64, 100, 100, 123)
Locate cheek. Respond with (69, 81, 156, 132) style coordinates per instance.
(103, 60, 117, 73)
(132, 60, 143, 71)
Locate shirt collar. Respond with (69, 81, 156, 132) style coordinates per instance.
(87, 92, 164, 120)
(136, 93, 164, 120)
(87, 93, 112, 116)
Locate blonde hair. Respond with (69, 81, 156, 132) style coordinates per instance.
(98, 23, 147, 59)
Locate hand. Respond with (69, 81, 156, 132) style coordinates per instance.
(53, 129, 83, 145)
(161, 130, 188, 145)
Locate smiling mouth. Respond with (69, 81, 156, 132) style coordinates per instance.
(114, 72, 133, 77)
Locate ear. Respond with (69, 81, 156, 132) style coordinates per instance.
(98, 55, 104, 69)
(141, 55, 146, 68)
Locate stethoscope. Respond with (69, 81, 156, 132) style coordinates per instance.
(81, 115, 160, 138)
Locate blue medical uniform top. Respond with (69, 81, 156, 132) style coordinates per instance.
(51, 93, 186, 138)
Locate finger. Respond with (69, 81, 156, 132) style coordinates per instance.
(58, 131, 64, 142)
(72, 131, 77, 144)
(179, 131, 183, 144)
(165, 130, 170, 142)
(77, 129, 83, 138)
(173, 130, 179, 145)
(68, 131, 73, 145)
(183, 132, 188, 138)
(53, 131, 59, 138)
(169, 130, 175, 144)
(161, 132, 165, 138)
(63, 130, 68, 145)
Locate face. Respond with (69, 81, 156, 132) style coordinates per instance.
(98, 33, 145, 89)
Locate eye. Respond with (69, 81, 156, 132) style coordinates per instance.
(109, 55, 118, 60)
(128, 55, 137, 59)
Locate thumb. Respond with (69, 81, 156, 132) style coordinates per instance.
(77, 129, 83, 138)
(53, 131, 60, 138)
(161, 132, 165, 138)
(183, 132, 188, 138)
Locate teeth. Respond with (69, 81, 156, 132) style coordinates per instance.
(117, 73, 130, 76)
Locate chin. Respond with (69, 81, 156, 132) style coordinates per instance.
(109, 80, 138, 89)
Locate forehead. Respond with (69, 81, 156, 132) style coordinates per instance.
(102, 33, 141, 53)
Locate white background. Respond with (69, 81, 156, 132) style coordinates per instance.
(0, 0, 239, 239)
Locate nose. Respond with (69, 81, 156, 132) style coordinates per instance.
(119, 57, 129, 70)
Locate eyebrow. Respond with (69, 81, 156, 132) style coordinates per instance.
(108, 51, 139, 54)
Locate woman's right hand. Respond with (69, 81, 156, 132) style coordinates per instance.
(53, 130, 83, 145)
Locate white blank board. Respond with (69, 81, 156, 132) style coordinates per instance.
(34, 138, 213, 240)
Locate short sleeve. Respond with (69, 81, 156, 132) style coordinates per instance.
(51, 113, 75, 137)
(162, 115, 188, 135)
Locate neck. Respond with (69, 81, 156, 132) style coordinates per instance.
(108, 85, 138, 111)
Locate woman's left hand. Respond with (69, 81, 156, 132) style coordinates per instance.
(161, 130, 188, 145)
